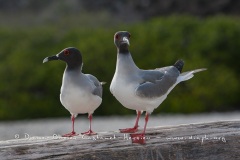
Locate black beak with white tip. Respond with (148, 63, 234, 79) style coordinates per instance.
(122, 36, 130, 46)
(43, 55, 59, 63)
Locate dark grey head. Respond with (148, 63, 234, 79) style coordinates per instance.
(43, 47, 83, 70)
(114, 31, 131, 54)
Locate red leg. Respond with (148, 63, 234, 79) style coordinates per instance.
(119, 110, 141, 133)
(81, 114, 97, 136)
(62, 115, 79, 137)
(130, 113, 149, 144)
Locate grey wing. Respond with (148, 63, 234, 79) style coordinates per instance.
(140, 69, 165, 84)
(136, 66, 179, 99)
(86, 74, 103, 98)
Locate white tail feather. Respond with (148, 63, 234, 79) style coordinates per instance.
(178, 68, 207, 82)
(101, 82, 107, 85)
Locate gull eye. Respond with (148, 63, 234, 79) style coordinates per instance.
(115, 34, 119, 40)
(64, 50, 70, 56)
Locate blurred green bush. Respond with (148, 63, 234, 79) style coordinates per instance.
(0, 16, 239, 120)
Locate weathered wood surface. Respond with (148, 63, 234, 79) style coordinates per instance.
(0, 120, 239, 160)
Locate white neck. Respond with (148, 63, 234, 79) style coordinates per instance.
(115, 52, 139, 75)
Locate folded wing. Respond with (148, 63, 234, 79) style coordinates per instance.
(86, 74, 103, 98)
(136, 66, 180, 98)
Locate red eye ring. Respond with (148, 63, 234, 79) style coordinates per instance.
(64, 50, 70, 56)
(115, 34, 119, 40)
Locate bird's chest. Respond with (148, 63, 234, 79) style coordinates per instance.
(61, 82, 86, 95)
(60, 78, 93, 107)
(61, 83, 87, 102)
(110, 74, 140, 107)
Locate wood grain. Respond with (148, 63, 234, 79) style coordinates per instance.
(0, 121, 239, 160)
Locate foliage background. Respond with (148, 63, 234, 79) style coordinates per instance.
(0, 1, 239, 120)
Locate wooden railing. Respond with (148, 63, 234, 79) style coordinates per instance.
(0, 121, 239, 160)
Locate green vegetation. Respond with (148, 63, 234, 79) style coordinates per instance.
(0, 16, 239, 120)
